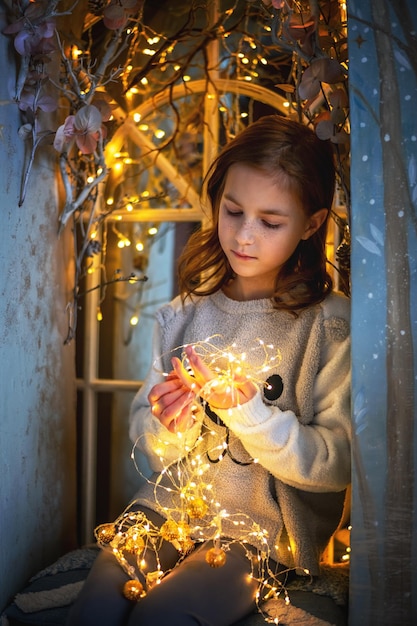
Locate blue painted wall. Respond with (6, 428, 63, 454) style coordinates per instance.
(0, 4, 77, 612)
(348, 0, 417, 623)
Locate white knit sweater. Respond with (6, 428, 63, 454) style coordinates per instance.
(129, 290, 351, 575)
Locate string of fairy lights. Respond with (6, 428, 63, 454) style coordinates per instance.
(94, 335, 350, 621)
(94, 337, 295, 624)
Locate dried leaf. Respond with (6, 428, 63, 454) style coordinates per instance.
(330, 107, 345, 125)
(330, 129, 349, 144)
(329, 88, 348, 109)
(315, 119, 334, 140)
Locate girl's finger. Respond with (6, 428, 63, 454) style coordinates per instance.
(171, 356, 201, 391)
(169, 403, 197, 433)
(147, 377, 183, 405)
(160, 396, 196, 433)
(184, 345, 214, 383)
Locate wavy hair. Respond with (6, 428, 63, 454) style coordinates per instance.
(177, 115, 335, 312)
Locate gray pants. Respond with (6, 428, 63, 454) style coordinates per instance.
(66, 507, 261, 626)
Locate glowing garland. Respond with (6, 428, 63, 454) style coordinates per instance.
(95, 337, 302, 624)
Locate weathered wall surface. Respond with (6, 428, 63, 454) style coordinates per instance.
(0, 4, 77, 612)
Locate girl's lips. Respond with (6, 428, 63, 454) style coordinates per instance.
(231, 249, 256, 260)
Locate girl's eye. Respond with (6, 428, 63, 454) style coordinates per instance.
(225, 208, 242, 217)
(224, 205, 282, 229)
(262, 220, 281, 230)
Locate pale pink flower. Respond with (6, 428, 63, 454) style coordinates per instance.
(54, 104, 104, 154)
(103, 0, 142, 30)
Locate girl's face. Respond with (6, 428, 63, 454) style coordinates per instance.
(218, 163, 326, 300)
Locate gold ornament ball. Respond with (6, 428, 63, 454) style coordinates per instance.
(95, 523, 116, 544)
(160, 519, 180, 542)
(205, 547, 227, 568)
(124, 533, 145, 555)
(160, 519, 191, 543)
(186, 497, 209, 519)
(123, 579, 144, 601)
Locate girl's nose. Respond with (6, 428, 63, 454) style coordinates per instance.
(235, 220, 255, 245)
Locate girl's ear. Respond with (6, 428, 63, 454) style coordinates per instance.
(302, 208, 328, 240)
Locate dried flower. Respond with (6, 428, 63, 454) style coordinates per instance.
(3, 1, 56, 57)
(18, 86, 57, 113)
(103, 0, 142, 30)
(54, 104, 105, 154)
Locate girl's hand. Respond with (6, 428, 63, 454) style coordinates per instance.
(147, 372, 197, 433)
(172, 345, 257, 410)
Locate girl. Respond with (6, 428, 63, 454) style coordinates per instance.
(68, 115, 350, 626)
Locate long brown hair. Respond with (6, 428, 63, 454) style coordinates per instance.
(177, 115, 335, 313)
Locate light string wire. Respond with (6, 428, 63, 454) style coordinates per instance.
(95, 337, 308, 624)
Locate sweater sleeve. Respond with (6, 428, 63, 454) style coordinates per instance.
(215, 297, 351, 493)
(128, 309, 203, 473)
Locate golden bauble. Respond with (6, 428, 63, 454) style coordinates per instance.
(160, 519, 179, 542)
(95, 523, 116, 545)
(205, 546, 227, 568)
(123, 579, 144, 601)
(124, 530, 145, 555)
(160, 519, 191, 543)
(186, 497, 209, 519)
